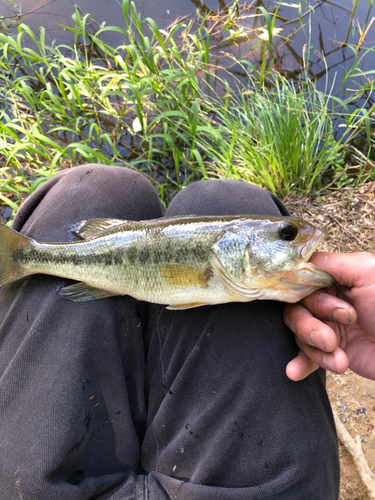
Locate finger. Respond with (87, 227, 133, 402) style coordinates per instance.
(299, 289, 357, 325)
(286, 350, 320, 381)
(283, 303, 338, 352)
(309, 252, 375, 288)
(295, 336, 349, 375)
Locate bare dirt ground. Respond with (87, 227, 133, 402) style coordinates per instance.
(284, 181, 375, 500)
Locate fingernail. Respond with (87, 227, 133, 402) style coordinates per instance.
(323, 353, 337, 373)
(309, 330, 326, 350)
(332, 308, 351, 325)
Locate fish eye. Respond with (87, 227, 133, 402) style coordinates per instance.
(278, 224, 298, 241)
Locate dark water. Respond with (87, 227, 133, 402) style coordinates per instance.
(0, 0, 239, 42)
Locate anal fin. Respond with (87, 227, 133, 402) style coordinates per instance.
(59, 282, 119, 302)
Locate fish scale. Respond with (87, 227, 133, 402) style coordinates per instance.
(0, 215, 335, 309)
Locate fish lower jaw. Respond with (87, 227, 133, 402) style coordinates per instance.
(262, 284, 323, 303)
(275, 264, 335, 301)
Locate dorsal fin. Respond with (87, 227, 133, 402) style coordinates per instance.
(70, 218, 132, 240)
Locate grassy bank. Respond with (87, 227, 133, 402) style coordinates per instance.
(1, 0, 375, 223)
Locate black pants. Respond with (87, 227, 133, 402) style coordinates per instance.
(0, 165, 339, 499)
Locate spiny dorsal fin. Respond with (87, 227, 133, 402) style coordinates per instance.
(159, 264, 212, 288)
(0, 223, 31, 287)
(70, 218, 131, 240)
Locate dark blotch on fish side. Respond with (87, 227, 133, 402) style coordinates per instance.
(127, 247, 138, 265)
(17, 247, 120, 267)
(138, 246, 150, 264)
(71, 254, 81, 266)
(152, 250, 162, 265)
(30, 249, 81, 266)
(191, 241, 204, 259)
(92, 254, 104, 265)
(113, 251, 123, 265)
(162, 240, 174, 261)
(15, 247, 38, 264)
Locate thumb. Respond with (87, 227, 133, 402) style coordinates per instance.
(309, 252, 375, 288)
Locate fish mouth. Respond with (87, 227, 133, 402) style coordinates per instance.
(295, 226, 336, 289)
(277, 262, 336, 303)
(300, 227, 327, 262)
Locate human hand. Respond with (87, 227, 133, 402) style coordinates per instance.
(283, 252, 375, 381)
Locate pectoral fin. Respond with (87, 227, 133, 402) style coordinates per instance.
(59, 282, 118, 301)
(159, 264, 212, 288)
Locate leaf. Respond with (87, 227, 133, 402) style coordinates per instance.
(132, 116, 147, 133)
(0, 194, 19, 211)
(258, 27, 283, 41)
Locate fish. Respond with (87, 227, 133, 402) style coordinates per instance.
(0, 215, 335, 309)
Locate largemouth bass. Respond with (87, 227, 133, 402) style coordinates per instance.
(0, 215, 335, 309)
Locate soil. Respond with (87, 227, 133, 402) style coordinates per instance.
(284, 181, 375, 500)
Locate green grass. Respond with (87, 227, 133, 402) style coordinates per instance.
(197, 78, 345, 194)
(0, 0, 375, 223)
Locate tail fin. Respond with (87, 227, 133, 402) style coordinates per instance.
(0, 223, 32, 287)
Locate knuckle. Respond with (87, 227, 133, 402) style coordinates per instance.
(301, 343, 323, 365)
(313, 290, 329, 315)
(283, 304, 299, 330)
(301, 290, 325, 316)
